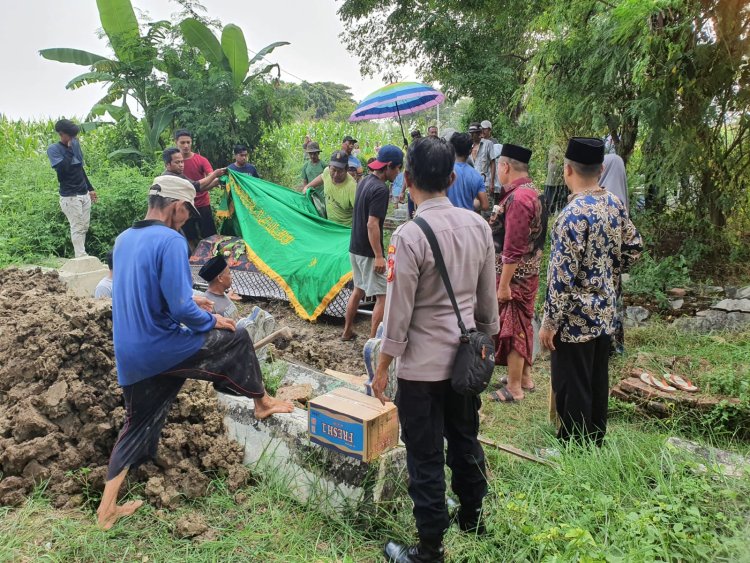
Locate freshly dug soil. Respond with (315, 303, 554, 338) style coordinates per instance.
(250, 299, 370, 377)
(0, 268, 250, 509)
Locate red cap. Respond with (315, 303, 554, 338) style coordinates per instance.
(368, 160, 389, 170)
(368, 144, 404, 170)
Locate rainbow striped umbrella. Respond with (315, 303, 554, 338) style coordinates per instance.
(349, 81, 445, 145)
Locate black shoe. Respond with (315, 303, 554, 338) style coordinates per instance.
(383, 539, 445, 562)
(457, 506, 487, 536)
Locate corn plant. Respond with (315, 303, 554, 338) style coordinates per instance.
(255, 120, 403, 187)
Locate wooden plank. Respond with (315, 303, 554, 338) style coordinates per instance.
(477, 436, 555, 467)
(324, 368, 368, 386)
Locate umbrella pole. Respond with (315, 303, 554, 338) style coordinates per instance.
(395, 101, 408, 148)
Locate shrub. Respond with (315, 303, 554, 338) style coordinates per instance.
(624, 252, 691, 304)
(0, 156, 151, 266)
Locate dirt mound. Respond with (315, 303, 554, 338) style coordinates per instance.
(0, 268, 250, 509)
(255, 300, 367, 376)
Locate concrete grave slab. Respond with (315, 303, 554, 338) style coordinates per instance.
(281, 362, 367, 396)
(56, 256, 109, 298)
(217, 391, 407, 515)
(666, 437, 750, 479)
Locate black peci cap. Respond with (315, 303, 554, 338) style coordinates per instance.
(565, 137, 605, 165)
(198, 255, 228, 282)
(500, 143, 532, 164)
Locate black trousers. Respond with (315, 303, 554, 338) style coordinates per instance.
(182, 204, 217, 247)
(106, 329, 264, 480)
(395, 378, 487, 541)
(551, 333, 611, 447)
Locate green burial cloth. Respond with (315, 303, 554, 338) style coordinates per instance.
(217, 169, 352, 320)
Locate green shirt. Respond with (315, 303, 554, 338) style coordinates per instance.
(301, 160, 326, 184)
(319, 167, 356, 227)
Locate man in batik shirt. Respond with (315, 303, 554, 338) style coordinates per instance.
(539, 137, 642, 446)
(489, 144, 547, 403)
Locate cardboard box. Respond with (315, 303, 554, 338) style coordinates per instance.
(308, 387, 399, 462)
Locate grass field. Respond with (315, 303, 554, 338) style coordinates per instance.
(1, 324, 749, 562)
(1, 116, 748, 561)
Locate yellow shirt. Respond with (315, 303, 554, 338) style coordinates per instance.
(321, 168, 356, 227)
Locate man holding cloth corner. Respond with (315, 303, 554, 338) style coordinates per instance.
(342, 145, 403, 341)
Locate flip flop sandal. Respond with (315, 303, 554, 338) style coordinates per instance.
(639, 372, 676, 392)
(488, 386, 518, 403)
(340, 334, 358, 342)
(665, 373, 698, 393)
(498, 377, 536, 392)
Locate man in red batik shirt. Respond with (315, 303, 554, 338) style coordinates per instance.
(174, 129, 218, 249)
(489, 143, 547, 403)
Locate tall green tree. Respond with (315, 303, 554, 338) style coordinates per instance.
(40, 0, 174, 152)
(298, 82, 355, 119)
(179, 18, 288, 122)
(164, 19, 298, 163)
(339, 0, 750, 232)
(338, 0, 545, 133)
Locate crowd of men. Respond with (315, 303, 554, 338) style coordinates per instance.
(48, 119, 642, 561)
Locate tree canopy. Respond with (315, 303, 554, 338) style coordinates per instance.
(339, 0, 750, 233)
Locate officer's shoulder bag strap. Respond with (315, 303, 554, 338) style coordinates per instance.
(412, 215, 467, 336)
(412, 215, 496, 396)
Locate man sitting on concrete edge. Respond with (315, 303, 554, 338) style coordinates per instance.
(197, 254, 276, 357)
(97, 175, 293, 530)
(94, 250, 113, 299)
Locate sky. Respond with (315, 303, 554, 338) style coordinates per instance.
(0, 0, 416, 120)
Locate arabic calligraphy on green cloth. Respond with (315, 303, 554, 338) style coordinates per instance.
(218, 169, 352, 320)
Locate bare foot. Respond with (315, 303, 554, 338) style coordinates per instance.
(254, 395, 294, 419)
(522, 365, 535, 391)
(340, 331, 357, 342)
(97, 500, 144, 530)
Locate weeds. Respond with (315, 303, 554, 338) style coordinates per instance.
(255, 120, 403, 188)
(2, 422, 748, 561)
(624, 252, 692, 305)
(2, 116, 750, 561)
(0, 156, 151, 266)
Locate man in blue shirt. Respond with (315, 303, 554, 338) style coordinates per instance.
(96, 175, 292, 530)
(227, 144, 260, 177)
(447, 133, 489, 212)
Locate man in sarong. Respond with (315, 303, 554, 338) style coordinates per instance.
(539, 137, 642, 446)
(96, 175, 292, 530)
(489, 144, 547, 403)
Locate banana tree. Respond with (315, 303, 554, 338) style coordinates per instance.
(180, 18, 288, 121)
(39, 0, 174, 139)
